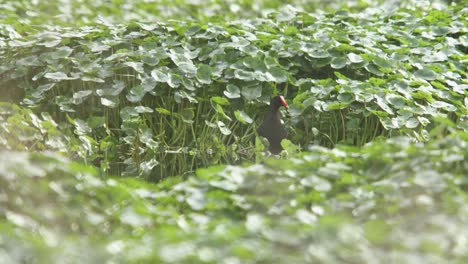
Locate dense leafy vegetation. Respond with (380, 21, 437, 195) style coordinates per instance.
(0, 0, 467, 262)
(1, 0, 466, 178)
(1, 129, 467, 263)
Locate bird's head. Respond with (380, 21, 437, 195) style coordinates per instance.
(271, 95, 288, 110)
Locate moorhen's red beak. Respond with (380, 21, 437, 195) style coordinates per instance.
(257, 95, 289, 154)
(279, 95, 289, 114)
(279, 95, 288, 109)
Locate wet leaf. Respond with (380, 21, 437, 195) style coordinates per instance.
(44, 72, 71, 80)
(196, 64, 212, 84)
(331, 57, 347, 69)
(151, 69, 169, 82)
(125, 62, 145, 74)
(234, 69, 255, 81)
(347, 53, 364, 63)
(101, 97, 119, 108)
(217, 121, 231, 135)
(224, 84, 241, 99)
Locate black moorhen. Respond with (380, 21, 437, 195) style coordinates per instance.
(257, 95, 289, 154)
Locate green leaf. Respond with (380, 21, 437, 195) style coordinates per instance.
(73, 90, 92, 100)
(70, 117, 92, 135)
(213, 104, 231, 121)
(125, 62, 144, 74)
(134, 106, 153, 113)
(196, 64, 212, 84)
(386, 94, 405, 108)
(364, 220, 391, 244)
(140, 159, 159, 175)
(364, 64, 384, 76)
(178, 62, 197, 75)
(224, 84, 241, 99)
(155, 108, 171, 115)
(211, 97, 230, 106)
(284, 26, 299, 36)
(142, 55, 160, 66)
(423, 51, 448, 63)
(86, 41, 110, 52)
(32, 83, 56, 98)
(376, 97, 394, 115)
(151, 69, 169, 82)
(330, 57, 347, 69)
(49, 46, 73, 60)
(267, 67, 288, 83)
(414, 67, 437, 80)
(373, 57, 392, 69)
(309, 50, 329, 58)
(73, 90, 92, 104)
(281, 139, 301, 154)
(185, 25, 201, 36)
(431, 100, 457, 111)
(97, 80, 126, 97)
(405, 118, 419, 128)
(337, 93, 354, 103)
(326, 102, 350, 110)
(217, 121, 231, 135)
(44, 72, 71, 81)
(241, 86, 261, 101)
(234, 110, 253, 124)
(243, 57, 266, 71)
(234, 69, 255, 81)
(87, 116, 105, 129)
(101, 97, 119, 108)
(181, 108, 195, 124)
(126, 85, 146, 103)
(347, 53, 364, 63)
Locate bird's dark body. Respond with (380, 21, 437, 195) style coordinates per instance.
(257, 96, 288, 154)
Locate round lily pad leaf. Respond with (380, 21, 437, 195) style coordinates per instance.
(224, 84, 241, 99)
(151, 69, 169, 82)
(331, 57, 347, 69)
(348, 53, 364, 63)
(234, 69, 255, 81)
(126, 85, 146, 103)
(309, 50, 329, 58)
(364, 64, 384, 76)
(337, 93, 354, 103)
(241, 86, 261, 101)
(372, 57, 392, 69)
(431, 100, 457, 111)
(125, 62, 144, 74)
(143, 55, 160, 66)
(49, 46, 73, 60)
(267, 67, 288, 83)
(196, 64, 212, 84)
(414, 67, 437, 80)
(185, 25, 201, 36)
(178, 62, 197, 75)
(386, 94, 405, 109)
(405, 117, 419, 128)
